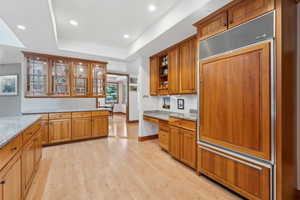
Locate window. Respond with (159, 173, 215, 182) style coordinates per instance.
(105, 82, 118, 104)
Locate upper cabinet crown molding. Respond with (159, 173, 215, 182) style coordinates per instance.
(23, 52, 107, 98)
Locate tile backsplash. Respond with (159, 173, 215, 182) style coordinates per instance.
(159, 95, 197, 113)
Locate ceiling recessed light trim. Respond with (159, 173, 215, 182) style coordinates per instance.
(17, 25, 26, 30)
(69, 20, 79, 26)
(148, 4, 157, 12)
(123, 34, 130, 39)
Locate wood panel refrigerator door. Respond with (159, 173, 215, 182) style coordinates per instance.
(49, 119, 71, 144)
(179, 38, 197, 94)
(200, 43, 271, 160)
(150, 57, 159, 96)
(92, 116, 108, 137)
(2, 158, 21, 200)
(169, 126, 181, 160)
(72, 118, 92, 140)
(168, 48, 180, 94)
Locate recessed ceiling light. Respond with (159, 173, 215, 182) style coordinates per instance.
(148, 4, 157, 12)
(123, 34, 130, 39)
(69, 20, 79, 26)
(17, 25, 26, 30)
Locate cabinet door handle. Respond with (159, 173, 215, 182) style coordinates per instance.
(0, 180, 5, 184)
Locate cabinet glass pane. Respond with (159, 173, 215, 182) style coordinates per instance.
(92, 64, 105, 96)
(73, 62, 89, 96)
(51, 60, 70, 96)
(26, 57, 49, 96)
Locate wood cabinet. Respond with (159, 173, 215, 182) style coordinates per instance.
(168, 48, 180, 94)
(92, 116, 108, 137)
(0, 158, 21, 200)
(194, 0, 274, 40)
(198, 145, 270, 200)
(22, 139, 35, 196)
(72, 117, 92, 140)
(50, 58, 71, 96)
(40, 120, 49, 145)
(49, 119, 72, 144)
(200, 43, 271, 160)
(149, 35, 197, 95)
(169, 126, 181, 160)
(169, 118, 197, 169)
(179, 38, 197, 94)
(158, 121, 169, 151)
(181, 129, 196, 169)
(91, 63, 106, 97)
(228, 0, 274, 28)
(195, 11, 228, 40)
(23, 52, 107, 98)
(149, 56, 159, 96)
(34, 129, 42, 167)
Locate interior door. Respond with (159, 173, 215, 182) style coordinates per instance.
(200, 42, 271, 160)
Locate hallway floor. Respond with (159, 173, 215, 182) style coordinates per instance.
(109, 114, 139, 139)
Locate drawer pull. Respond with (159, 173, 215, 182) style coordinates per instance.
(0, 180, 5, 184)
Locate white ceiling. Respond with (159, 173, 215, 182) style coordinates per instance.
(53, 0, 181, 48)
(0, 0, 232, 63)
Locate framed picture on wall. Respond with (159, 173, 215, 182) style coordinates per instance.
(0, 75, 18, 96)
(177, 99, 184, 110)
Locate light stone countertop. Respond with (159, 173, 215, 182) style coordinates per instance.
(143, 110, 197, 122)
(0, 115, 41, 148)
(22, 107, 112, 114)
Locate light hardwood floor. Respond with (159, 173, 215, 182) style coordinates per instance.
(26, 138, 242, 200)
(109, 114, 139, 139)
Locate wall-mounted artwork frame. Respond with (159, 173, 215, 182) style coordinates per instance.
(0, 75, 18, 96)
(177, 99, 184, 110)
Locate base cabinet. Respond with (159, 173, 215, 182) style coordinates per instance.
(92, 116, 108, 137)
(72, 117, 92, 140)
(169, 118, 197, 169)
(49, 119, 72, 144)
(198, 146, 270, 200)
(22, 139, 35, 196)
(0, 158, 21, 200)
(40, 120, 49, 145)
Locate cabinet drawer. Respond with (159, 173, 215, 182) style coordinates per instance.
(0, 135, 22, 170)
(159, 121, 169, 132)
(22, 121, 41, 144)
(92, 111, 110, 117)
(159, 131, 169, 151)
(169, 117, 196, 131)
(198, 145, 270, 200)
(72, 112, 91, 118)
(143, 116, 159, 124)
(49, 112, 71, 120)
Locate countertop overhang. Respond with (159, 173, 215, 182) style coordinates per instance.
(143, 111, 197, 122)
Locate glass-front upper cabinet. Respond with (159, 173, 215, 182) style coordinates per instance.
(71, 61, 90, 96)
(50, 59, 71, 96)
(25, 55, 49, 97)
(91, 63, 106, 97)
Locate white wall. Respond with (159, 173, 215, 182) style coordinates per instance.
(0, 63, 21, 116)
(159, 95, 198, 113)
(127, 59, 140, 121)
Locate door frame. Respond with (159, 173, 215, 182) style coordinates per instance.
(101, 72, 130, 122)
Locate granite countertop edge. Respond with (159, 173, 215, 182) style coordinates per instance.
(0, 115, 42, 148)
(22, 107, 112, 114)
(143, 111, 197, 122)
